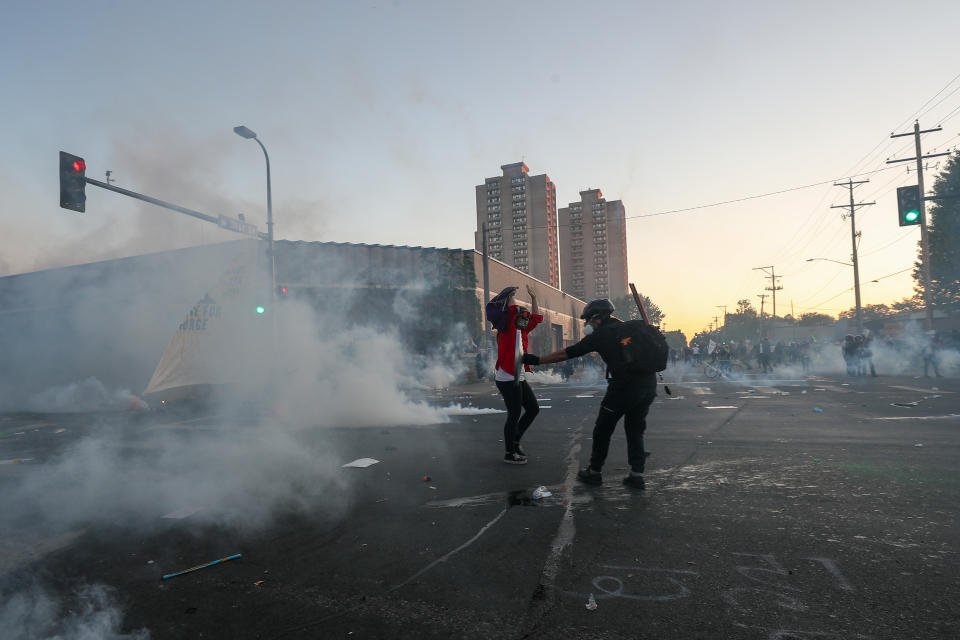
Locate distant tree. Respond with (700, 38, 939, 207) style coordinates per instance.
(891, 295, 923, 312)
(720, 299, 762, 341)
(923, 151, 960, 313)
(839, 303, 892, 323)
(798, 312, 835, 326)
(735, 298, 757, 317)
(611, 293, 664, 325)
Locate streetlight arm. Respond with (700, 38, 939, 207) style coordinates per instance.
(806, 257, 853, 267)
(252, 137, 272, 239)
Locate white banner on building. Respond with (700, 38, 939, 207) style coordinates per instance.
(144, 249, 262, 396)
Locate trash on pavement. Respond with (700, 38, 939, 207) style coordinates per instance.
(813, 407, 823, 412)
(891, 402, 918, 408)
(342, 458, 380, 468)
(532, 486, 552, 499)
(586, 593, 598, 610)
(423, 475, 431, 482)
(253, 580, 264, 586)
(914, 443, 924, 447)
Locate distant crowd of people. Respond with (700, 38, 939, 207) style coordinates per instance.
(841, 335, 877, 377)
(661, 329, 960, 379)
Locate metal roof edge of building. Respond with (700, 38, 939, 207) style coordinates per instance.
(277, 239, 469, 254)
(466, 249, 585, 304)
(0, 238, 258, 280)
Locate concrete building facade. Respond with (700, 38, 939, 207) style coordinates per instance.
(558, 188, 629, 301)
(0, 239, 585, 406)
(474, 162, 559, 288)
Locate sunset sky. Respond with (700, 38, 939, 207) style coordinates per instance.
(2, 1, 959, 337)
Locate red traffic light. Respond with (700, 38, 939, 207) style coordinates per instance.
(59, 151, 87, 213)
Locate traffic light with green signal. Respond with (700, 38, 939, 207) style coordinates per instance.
(896, 185, 921, 227)
(59, 151, 87, 212)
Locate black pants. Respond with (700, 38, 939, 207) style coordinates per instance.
(589, 379, 657, 473)
(495, 380, 540, 453)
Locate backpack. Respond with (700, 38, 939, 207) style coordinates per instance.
(608, 320, 669, 375)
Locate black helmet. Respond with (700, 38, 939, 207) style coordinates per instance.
(580, 298, 615, 320)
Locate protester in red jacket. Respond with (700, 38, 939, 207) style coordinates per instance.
(488, 285, 543, 464)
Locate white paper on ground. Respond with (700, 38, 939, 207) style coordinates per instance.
(342, 458, 380, 468)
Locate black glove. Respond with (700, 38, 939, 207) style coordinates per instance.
(521, 353, 540, 366)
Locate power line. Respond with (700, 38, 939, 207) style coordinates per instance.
(918, 82, 960, 122)
(842, 72, 960, 178)
(868, 266, 914, 282)
(859, 228, 918, 258)
(627, 165, 901, 220)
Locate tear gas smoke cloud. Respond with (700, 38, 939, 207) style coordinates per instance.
(524, 370, 565, 385)
(668, 325, 957, 384)
(0, 245, 475, 545)
(24, 378, 146, 413)
(0, 582, 149, 640)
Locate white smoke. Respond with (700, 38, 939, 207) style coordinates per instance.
(0, 583, 149, 640)
(24, 378, 147, 413)
(524, 370, 565, 385)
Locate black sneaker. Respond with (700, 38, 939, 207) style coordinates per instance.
(503, 452, 528, 465)
(514, 443, 528, 460)
(622, 474, 646, 490)
(577, 467, 602, 485)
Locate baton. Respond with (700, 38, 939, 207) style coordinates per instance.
(629, 283, 650, 324)
(629, 283, 670, 396)
(162, 553, 242, 580)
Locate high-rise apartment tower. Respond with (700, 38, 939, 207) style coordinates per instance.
(558, 189, 628, 301)
(475, 162, 559, 288)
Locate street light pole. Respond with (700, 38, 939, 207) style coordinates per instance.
(233, 126, 275, 298)
(806, 257, 862, 334)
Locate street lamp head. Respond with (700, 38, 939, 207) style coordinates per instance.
(233, 125, 257, 139)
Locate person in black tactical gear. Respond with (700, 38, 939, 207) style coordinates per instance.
(521, 298, 657, 489)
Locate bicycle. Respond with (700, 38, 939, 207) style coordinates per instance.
(704, 360, 746, 379)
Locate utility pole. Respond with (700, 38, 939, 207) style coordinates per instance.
(757, 293, 768, 337)
(753, 266, 782, 319)
(482, 223, 491, 353)
(716, 305, 727, 328)
(887, 120, 950, 330)
(831, 179, 874, 336)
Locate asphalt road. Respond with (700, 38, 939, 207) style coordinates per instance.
(1, 368, 958, 639)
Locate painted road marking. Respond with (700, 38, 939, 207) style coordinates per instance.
(889, 385, 955, 394)
(872, 414, 960, 421)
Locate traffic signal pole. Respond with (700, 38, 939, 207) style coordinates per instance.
(887, 121, 950, 331)
(831, 179, 874, 336)
(83, 177, 266, 240)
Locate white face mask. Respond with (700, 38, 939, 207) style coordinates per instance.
(582, 323, 594, 336)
